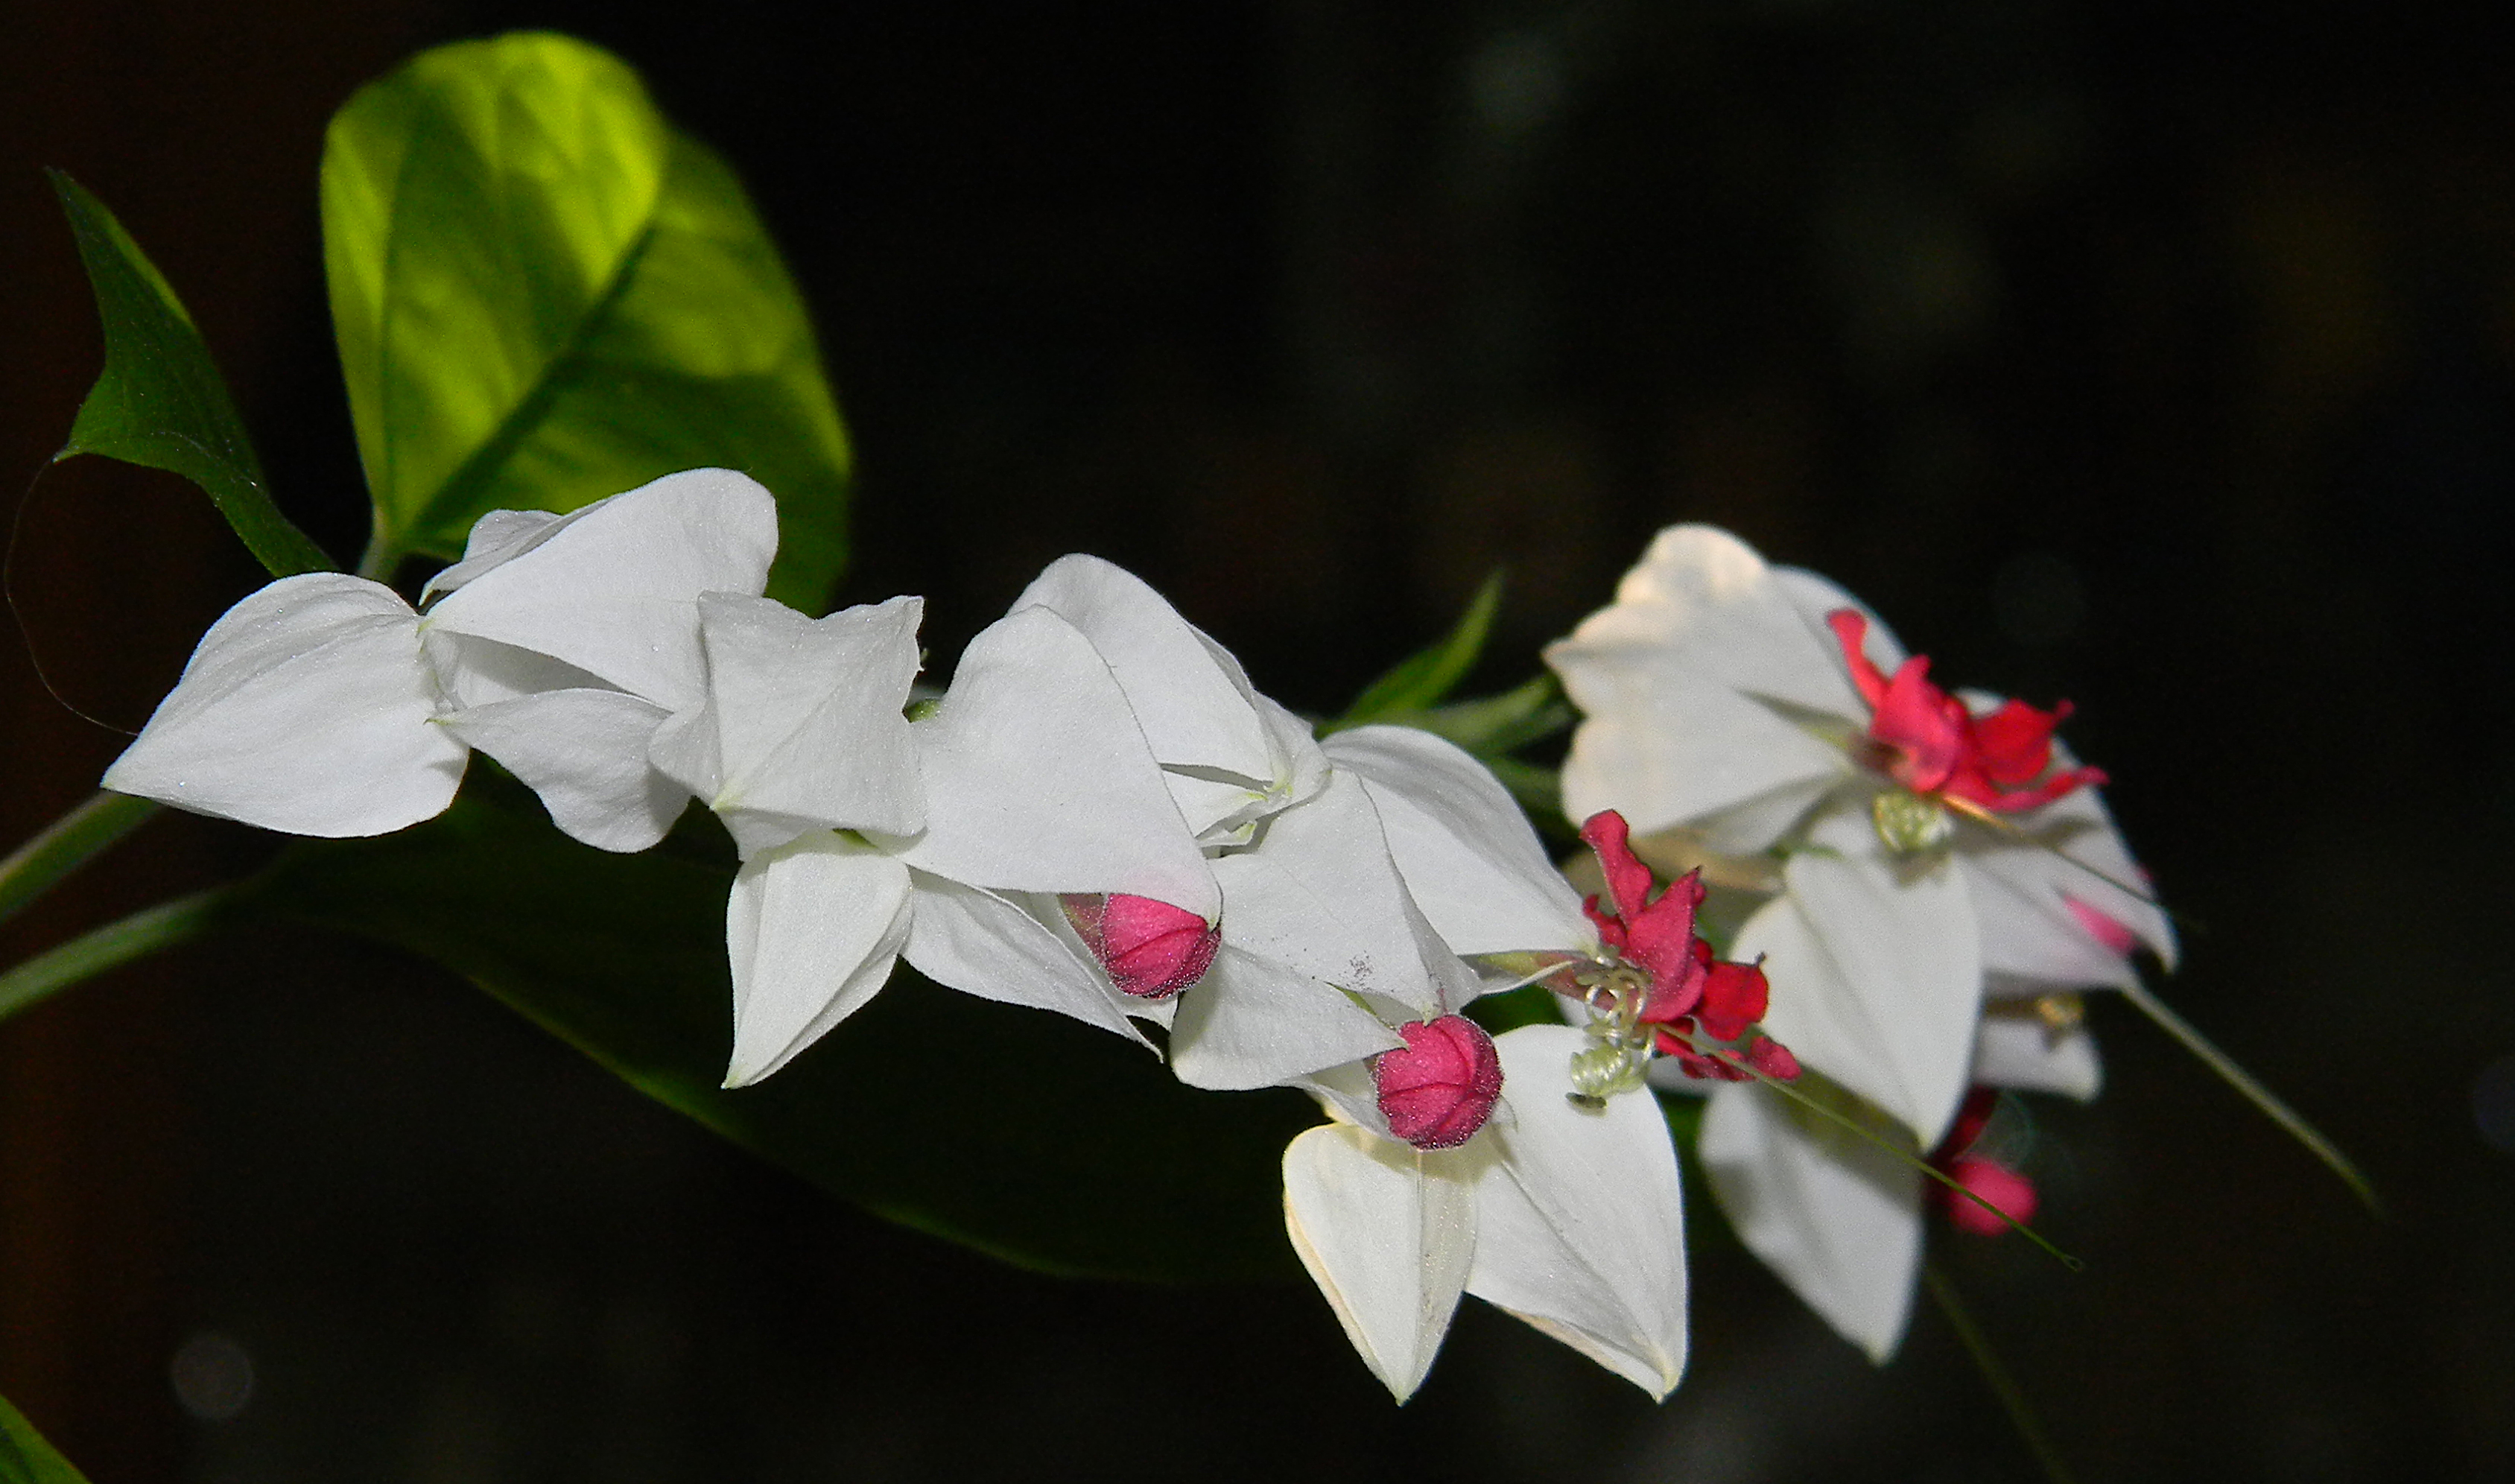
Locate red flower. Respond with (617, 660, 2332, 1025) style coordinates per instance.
(1577, 809, 1798, 1083)
(1826, 609, 2105, 814)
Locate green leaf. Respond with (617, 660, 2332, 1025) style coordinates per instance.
(0, 890, 223, 1026)
(0, 1391, 92, 1484)
(1355, 674, 1573, 758)
(245, 795, 1310, 1281)
(323, 32, 851, 607)
(1465, 982, 1568, 1037)
(47, 171, 335, 579)
(1328, 571, 1503, 727)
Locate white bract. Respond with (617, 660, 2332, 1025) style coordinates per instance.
(1284, 1020, 1690, 1403)
(104, 469, 777, 847)
(1694, 992, 2096, 1361)
(1547, 524, 2172, 1149)
(1015, 555, 1328, 846)
(1320, 722, 1600, 967)
(673, 589, 1226, 1087)
(1007, 556, 1454, 1091)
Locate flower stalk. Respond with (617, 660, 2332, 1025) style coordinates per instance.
(0, 790, 160, 929)
(0, 887, 226, 1023)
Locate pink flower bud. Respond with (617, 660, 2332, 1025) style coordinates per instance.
(1938, 1155, 2039, 1237)
(2064, 895, 2138, 957)
(1372, 1015, 1503, 1150)
(1062, 893, 1220, 999)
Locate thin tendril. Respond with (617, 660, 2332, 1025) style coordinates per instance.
(4, 463, 142, 735)
(2119, 978, 2379, 1212)
(1939, 795, 2211, 944)
(1661, 1030, 2085, 1271)
(1923, 1263, 2081, 1484)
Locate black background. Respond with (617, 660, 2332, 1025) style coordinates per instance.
(5, 2, 2513, 1480)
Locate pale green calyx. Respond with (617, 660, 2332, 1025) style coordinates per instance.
(1870, 787, 1953, 854)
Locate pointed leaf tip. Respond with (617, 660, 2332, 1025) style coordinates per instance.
(48, 169, 334, 579)
(1332, 571, 1506, 727)
(1, 1386, 97, 1483)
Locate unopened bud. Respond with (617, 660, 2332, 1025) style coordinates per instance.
(1939, 1155, 2038, 1237)
(1372, 1015, 1503, 1150)
(1062, 893, 1220, 999)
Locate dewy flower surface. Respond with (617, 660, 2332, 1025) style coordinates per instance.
(1546, 524, 2173, 1148)
(104, 468, 777, 846)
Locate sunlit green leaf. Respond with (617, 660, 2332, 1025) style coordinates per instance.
(47, 171, 334, 579)
(0, 1391, 91, 1484)
(245, 793, 1307, 1281)
(323, 32, 851, 607)
(1328, 571, 1503, 728)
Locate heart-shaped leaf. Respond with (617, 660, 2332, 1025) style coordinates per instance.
(322, 32, 851, 608)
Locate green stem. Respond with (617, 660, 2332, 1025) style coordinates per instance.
(1923, 1263, 2080, 1484)
(0, 889, 228, 1022)
(2119, 979, 2379, 1212)
(0, 790, 160, 928)
(355, 527, 403, 583)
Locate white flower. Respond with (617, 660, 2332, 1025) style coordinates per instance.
(1546, 524, 2172, 1148)
(1284, 1014, 1691, 1403)
(1013, 554, 1330, 843)
(1002, 556, 1450, 1091)
(104, 469, 776, 847)
(1326, 723, 1798, 1089)
(679, 592, 1226, 1087)
(1320, 723, 1601, 965)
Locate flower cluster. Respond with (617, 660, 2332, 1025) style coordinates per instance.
(1548, 524, 2172, 1360)
(107, 481, 2166, 1398)
(107, 471, 1816, 1403)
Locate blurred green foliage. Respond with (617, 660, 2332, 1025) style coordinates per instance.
(246, 789, 1311, 1282)
(0, 1392, 90, 1484)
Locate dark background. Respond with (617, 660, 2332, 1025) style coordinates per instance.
(6, 2, 2514, 1480)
